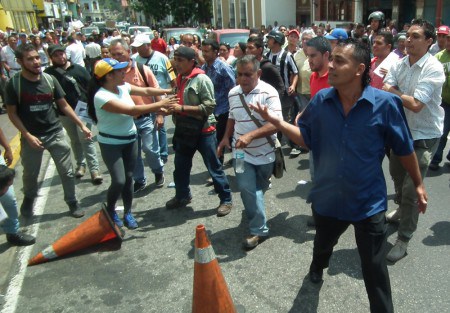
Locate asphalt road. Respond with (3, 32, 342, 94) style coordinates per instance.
(1, 115, 450, 313)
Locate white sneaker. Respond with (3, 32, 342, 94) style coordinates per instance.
(290, 148, 301, 157)
(386, 239, 408, 262)
(386, 209, 400, 223)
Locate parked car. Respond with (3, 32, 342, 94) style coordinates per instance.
(209, 29, 250, 54)
(81, 26, 99, 37)
(128, 26, 154, 39)
(161, 27, 204, 44)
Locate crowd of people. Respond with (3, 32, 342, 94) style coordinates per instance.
(1, 12, 449, 312)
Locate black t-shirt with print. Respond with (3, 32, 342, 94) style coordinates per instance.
(5, 74, 66, 136)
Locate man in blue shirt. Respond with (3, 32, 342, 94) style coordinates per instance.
(251, 39, 426, 313)
(201, 39, 236, 164)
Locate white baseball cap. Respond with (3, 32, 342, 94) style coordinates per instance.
(130, 34, 151, 47)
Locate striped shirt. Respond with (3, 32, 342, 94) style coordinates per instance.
(228, 80, 282, 165)
(266, 50, 299, 92)
(384, 52, 445, 140)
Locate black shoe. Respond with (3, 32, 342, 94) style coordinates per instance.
(166, 196, 192, 209)
(20, 197, 35, 218)
(155, 173, 165, 188)
(134, 181, 147, 193)
(6, 232, 36, 246)
(309, 269, 323, 283)
(68, 202, 85, 218)
(429, 163, 440, 171)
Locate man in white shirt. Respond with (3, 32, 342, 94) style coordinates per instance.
(217, 55, 282, 249)
(383, 18, 445, 262)
(84, 36, 101, 74)
(65, 36, 86, 67)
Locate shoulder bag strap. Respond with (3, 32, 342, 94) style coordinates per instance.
(137, 62, 149, 87)
(238, 93, 276, 148)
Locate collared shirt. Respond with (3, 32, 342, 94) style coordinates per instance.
(85, 42, 101, 59)
(384, 52, 445, 140)
(0, 45, 20, 73)
(201, 58, 236, 116)
(298, 86, 414, 221)
(228, 79, 282, 165)
(310, 71, 329, 98)
(123, 60, 159, 105)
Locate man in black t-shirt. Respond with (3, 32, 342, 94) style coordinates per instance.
(5, 44, 92, 218)
(45, 45, 103, 185)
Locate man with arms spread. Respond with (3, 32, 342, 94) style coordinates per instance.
(5, 44, 91, 218)
(217, 55, 281, 249)
(252, 39, 425, 313)
(383, 19, 445, 262)
(167, 47, 232, 217)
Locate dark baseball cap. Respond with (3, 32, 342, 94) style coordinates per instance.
(174, 46, 196, 60)
(47, 45, 66, 56)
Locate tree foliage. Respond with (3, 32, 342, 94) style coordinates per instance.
(132, 0, 212, 25)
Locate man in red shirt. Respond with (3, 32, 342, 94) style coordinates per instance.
(305, 36, 332, 97)
(370, 32, 397, 90)
(151, 30, 168, 55)
(304, 36, 332, 226)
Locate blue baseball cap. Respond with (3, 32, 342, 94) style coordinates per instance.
(325, 28, 348, 41)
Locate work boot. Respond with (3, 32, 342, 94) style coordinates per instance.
(217, 203, 232, 217)
(75, 165, 86, 178)
(68, 202, 85, 218)
(20, 197, 35, 218)
(6, 232, 36, 246)
(155, 173, 165, 188)
(166, 196, 192, 209)
(386, 239, 408, 262)
(91, 171, 103, 185)
(123, 211, 138, 229)
(243, 235, 267, 250)
(386, 209, 400, 223)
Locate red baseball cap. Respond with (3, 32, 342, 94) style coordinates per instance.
(288, 29, 300, 38)
(437, 25, 450, 35)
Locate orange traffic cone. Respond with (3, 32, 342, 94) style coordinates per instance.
(28, 204, 124, 266)
(192, 224, 236, 313)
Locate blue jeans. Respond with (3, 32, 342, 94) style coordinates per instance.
(173, 132, 231, 204)
(0, 155, 19, 234)
(235, 161, 273, 236)
(431, 103, 450, 164)
(133, 115, 164, 184)
(158, 121, 168, 163)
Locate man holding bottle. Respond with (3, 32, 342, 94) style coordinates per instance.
(217, 55, 282, 249)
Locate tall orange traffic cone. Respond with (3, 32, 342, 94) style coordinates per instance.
(28, 204, 124, 266)
(192, 224, 236, 313)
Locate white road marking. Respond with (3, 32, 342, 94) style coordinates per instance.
(1, 160, 56, 313)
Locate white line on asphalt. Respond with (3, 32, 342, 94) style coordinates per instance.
(1, 160, 56, 313)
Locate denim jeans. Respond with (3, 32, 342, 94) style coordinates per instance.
(60, 115, 99, 172)
(21, 129, 77, 204)
(133, 115, 164, 184)
(0, 155, 19, 234)
(431, 103, 450, 165)
(173, 132, 231, 204)
(235, 161, 273, 236)
(158, 121, 168, 163)
(390, 137, 439, 241)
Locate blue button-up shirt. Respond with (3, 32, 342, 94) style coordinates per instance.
(202, 58, 236, 116)
(299, 86, 414, 221)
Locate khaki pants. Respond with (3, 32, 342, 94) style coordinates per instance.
(389, 138, 439, 240)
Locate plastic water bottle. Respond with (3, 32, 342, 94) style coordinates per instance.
(235, 149, 245, 173)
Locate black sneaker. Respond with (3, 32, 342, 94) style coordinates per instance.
(68, 202, 85, 218)
(166, 196, 192, 209)
(155, 173, 165, 188)
(20, 197, 35, 218)
(134, 181, 147, 193)
(429, 163, 440, 171)
(6, 232, 36, 246)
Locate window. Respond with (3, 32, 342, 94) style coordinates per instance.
(240, 1, 247, 28)
(229, 0, 235, 28)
